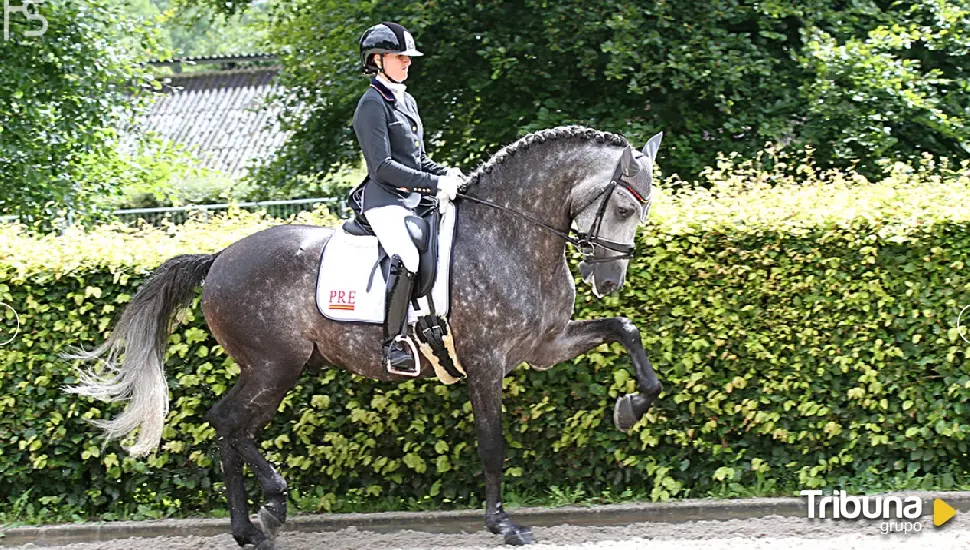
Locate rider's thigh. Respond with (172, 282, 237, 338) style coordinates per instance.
(365, 205, 420, 272)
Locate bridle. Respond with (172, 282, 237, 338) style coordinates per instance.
(456, 153, 652, 265)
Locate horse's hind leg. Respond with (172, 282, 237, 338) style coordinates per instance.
(206, 362, 303, 549)
(232, 395, 293, 540)
(216, 431, 260, 547)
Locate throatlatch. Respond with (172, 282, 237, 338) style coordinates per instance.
(383, 255, 421, 376)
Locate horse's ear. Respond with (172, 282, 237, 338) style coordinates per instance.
(620, 146, 639, 177)
(641, 131, 663, 164)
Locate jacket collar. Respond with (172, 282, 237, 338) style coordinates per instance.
(371, 78, 420, 125)
(370, 78, 397, 103)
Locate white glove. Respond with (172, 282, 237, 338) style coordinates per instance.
(436, 171, 461, 202)
(438, 195, 454, 215)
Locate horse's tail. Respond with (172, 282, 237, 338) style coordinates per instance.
(64, 253, 218, 457)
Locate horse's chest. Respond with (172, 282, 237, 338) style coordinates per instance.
(552, 277, 576, 318)
(529, 262, 577, 333)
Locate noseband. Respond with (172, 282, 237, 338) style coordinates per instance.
(456, 154, 651, 265)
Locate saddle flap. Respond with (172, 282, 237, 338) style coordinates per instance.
(404, 216, 430, 252)
(412, 211, 439, 298)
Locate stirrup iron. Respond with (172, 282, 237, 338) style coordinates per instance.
(385, 335, 421, 377)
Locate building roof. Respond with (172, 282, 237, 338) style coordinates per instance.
(150, 52, 278, 64)
(138, 54, 288, 177)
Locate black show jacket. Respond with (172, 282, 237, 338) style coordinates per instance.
(352, 78, 448, 212)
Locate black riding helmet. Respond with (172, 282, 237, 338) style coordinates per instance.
(359, 22, 423, 80)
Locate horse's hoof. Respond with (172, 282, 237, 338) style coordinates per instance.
(232, 526, 267, 548)
(259, 506, 284, 540)
(505, 526, 535, 546)
(614, 393, 650, 431)
(254, 540, 275, 550)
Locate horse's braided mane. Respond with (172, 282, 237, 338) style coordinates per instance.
(466, 125, 628, 186)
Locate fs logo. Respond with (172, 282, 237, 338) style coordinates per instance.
(4, 0, 46, 41)
(328, 290, 356, 311)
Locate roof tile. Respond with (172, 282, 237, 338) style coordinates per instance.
(137, 67, 287, 177)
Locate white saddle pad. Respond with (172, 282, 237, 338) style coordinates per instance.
(316, 203, 457, 324)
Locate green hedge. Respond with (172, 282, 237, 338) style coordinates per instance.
(2, 157, 970, 522)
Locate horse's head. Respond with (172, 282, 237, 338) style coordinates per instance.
(572, 132, 663, 297)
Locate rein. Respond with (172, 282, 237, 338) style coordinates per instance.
(456, 157, 649, 265)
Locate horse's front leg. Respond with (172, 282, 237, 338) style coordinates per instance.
(533, 318, 662, 430)
(467, 368, 536, 546)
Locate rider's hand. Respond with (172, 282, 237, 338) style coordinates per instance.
(446, 166, 466, 180)
(437, 171, 461, 202)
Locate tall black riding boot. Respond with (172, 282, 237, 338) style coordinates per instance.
(383, 255, 417, 375)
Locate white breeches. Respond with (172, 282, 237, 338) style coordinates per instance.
(365, 205, 420, 273)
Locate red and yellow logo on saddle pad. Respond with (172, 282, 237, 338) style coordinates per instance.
(328, 290, 356, 311)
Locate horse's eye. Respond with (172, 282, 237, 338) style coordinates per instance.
(616, 205, 634, 219)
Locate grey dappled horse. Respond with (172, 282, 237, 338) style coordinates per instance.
(67, 126, 664, 548)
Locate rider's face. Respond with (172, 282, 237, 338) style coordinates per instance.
(378, 53, 410, 82)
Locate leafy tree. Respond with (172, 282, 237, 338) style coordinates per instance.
(796, 2, 970, 172)
(166, 1, 970, 195)
(174, 0, 255, 17)
(0, 0, 160, 223)
(152, 0, 271, 58)
(109, 0, 270, 58)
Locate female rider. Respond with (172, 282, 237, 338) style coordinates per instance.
(353, 22, 463, 375)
